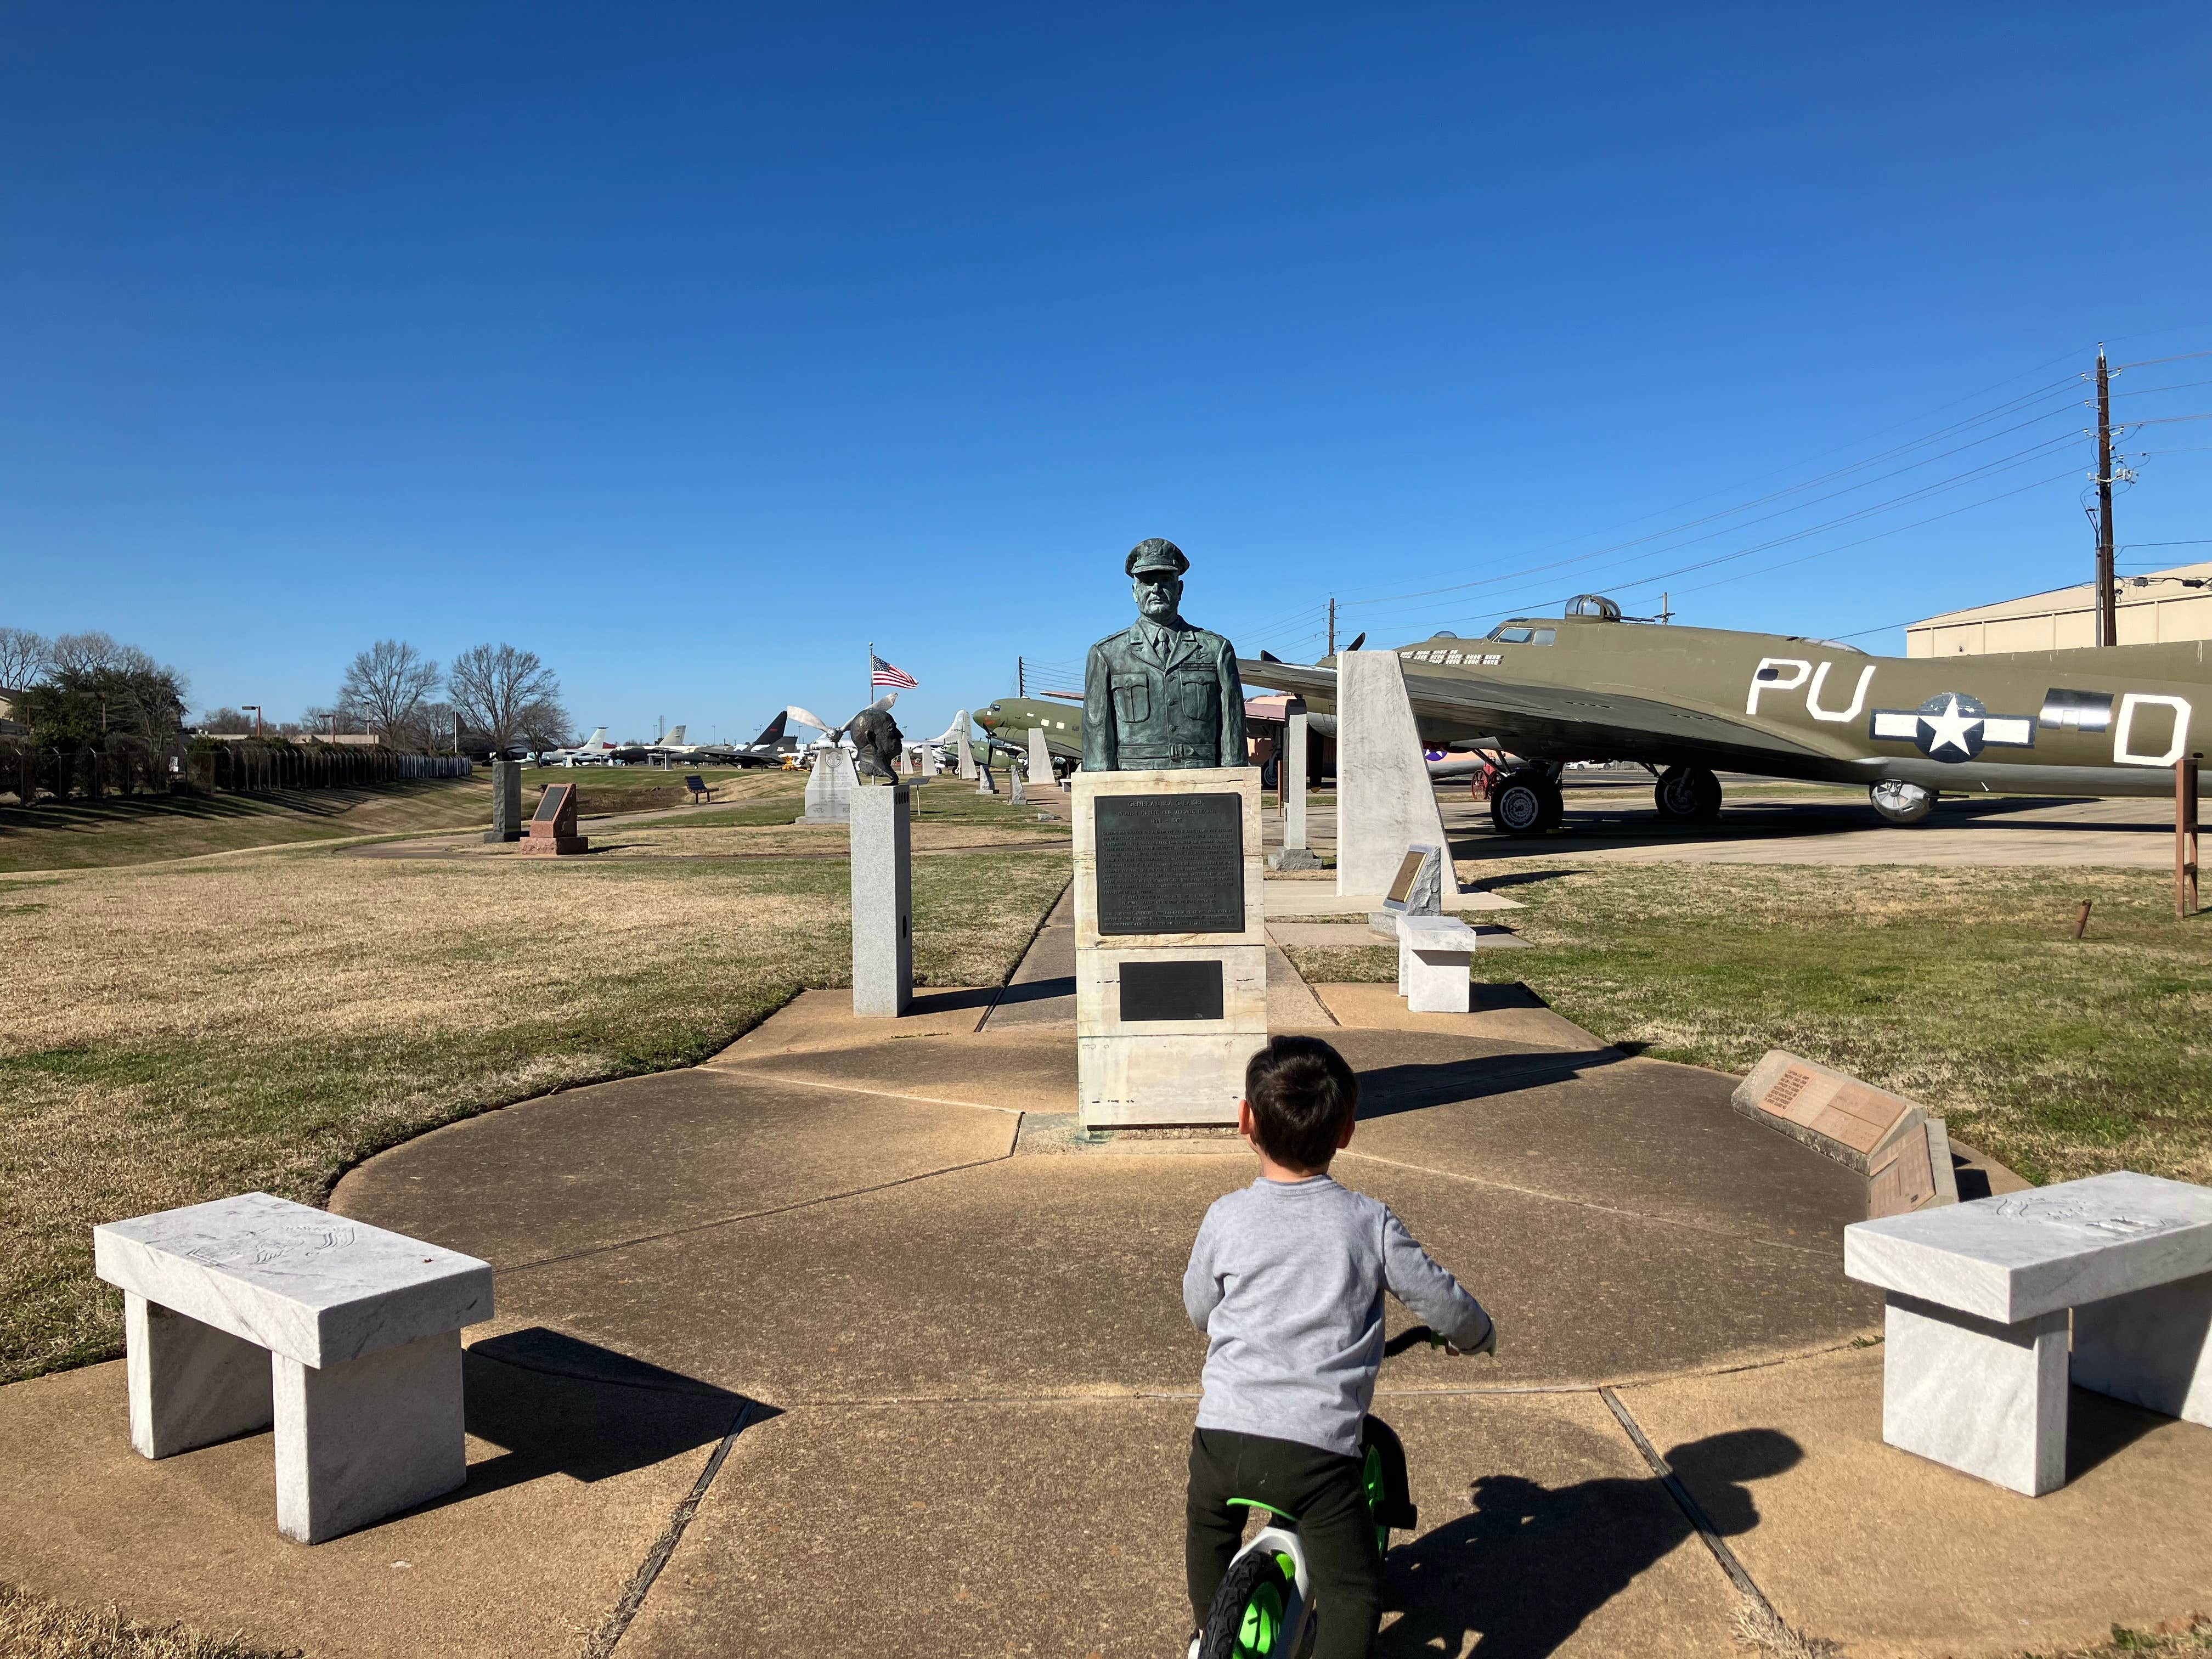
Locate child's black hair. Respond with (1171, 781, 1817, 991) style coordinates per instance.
(1244, 1035, 1359, 1172)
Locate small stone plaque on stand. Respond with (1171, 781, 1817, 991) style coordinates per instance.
(1732, 1049, 1957, 1217)
(517, 782, 588, 856)
(1074, 767, 1266, 1127)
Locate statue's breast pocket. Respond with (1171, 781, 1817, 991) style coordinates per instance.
(1171, 672, 1217, 730)
(1110, 675, 1151, 725)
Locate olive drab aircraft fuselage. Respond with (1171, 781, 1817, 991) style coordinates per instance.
(1238, 594, 2211, 831)
(974, 696, 1083, 762)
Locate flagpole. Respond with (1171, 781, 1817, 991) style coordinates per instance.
(867, 641, 874, 711)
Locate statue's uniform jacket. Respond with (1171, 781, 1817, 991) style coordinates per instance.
(1082, 619, 1248, 771)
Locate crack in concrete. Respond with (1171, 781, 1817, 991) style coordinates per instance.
(1334, 1148, 1839, 1259)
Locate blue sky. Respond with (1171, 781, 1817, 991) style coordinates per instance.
(6, 3, 2211, 742)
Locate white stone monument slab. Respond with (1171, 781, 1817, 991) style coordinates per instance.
(953, 716, 977, 780)
(920, 742, 940, 777)
(1336, 651, 1460, 901)
(976, 758, 998, 795)
(1845, 1171, 2212, 1495)
(1011, 765, 1027, 805)
(94, 1192, 491, 1542)
(850, 783, 913, 1017)
(1268, 697, 1322, 871)
(803, 745, 858, 823)
(1073, 766, 1267, 1127)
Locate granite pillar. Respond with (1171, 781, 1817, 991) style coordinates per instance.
(1269, 698, 1321, 871)
(850, 783, 913, 1017)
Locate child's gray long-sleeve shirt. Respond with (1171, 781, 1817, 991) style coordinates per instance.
(1183, 1173, 1493, 1459)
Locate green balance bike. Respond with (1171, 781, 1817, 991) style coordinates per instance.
(1192, 1325, 1479, 1659)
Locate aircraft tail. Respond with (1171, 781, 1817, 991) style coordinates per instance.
(663, 725, 685, 746)
(582, 727, 607, 748)
(750, 710, 789, 748)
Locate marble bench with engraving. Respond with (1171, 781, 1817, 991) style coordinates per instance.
(93, 1192, 492, 1543)
(1844, 1171, 2212, 1496)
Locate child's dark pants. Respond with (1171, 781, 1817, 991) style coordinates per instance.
(1186, 1426, 1383, 1659)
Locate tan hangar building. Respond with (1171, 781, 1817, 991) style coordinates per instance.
(1906, 560, 2212, 656)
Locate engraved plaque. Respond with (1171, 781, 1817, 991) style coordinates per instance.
(1094, 793, 1244, 935)
(1867, 1127, 1936, 1218)
(1757, 1064, 1911, 1156)
(1386, 850, 1424, 906)
(1120, 960, 1224, 1022)
(533, 784, 573, 824)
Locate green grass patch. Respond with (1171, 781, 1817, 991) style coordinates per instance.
(1280, 861, 2212, 1188)
(1, 843, 1068, 1385)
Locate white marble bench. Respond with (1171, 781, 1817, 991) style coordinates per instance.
(1396, 915, 1480, 1013)
(1844, 1170, 2212, 1495)
(93, 1192, 493, 1543)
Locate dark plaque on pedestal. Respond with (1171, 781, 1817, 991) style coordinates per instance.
(1120, 959, 1225, 1022)
(1095, 793, 1242, 935)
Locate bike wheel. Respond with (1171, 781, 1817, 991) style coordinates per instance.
(1199, 1548, 1299, 1659)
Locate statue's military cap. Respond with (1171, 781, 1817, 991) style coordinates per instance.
(1125, 538, 1189, 578)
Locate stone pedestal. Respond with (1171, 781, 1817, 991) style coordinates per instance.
(1269, 698, 1322, 871)
(517, 781, 588, 856)
(1336, 652, 1459, 900)
(1074, 766, 1267, 1128)
(803, 747, 857, 823)
(484, 759, 523, 843)
(851, 784, 913, 1017)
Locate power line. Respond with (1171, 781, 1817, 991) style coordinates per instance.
(1340, 374, 2085, 613)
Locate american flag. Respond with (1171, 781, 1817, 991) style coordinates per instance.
(871, 653, 918, 691)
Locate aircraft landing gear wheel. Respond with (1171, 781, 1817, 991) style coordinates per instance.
(1655, 765, 1722, 823)
(1534, 777, 1565, 832)
(1489, 774, 1551, 836)
(1870, 780, 1938, 825)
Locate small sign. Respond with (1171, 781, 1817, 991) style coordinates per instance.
(533, 784, 573, 825)
(1119, 959, 1225, 1022)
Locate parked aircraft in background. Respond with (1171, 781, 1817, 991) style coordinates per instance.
(974, 693, 1081, 766)
(1240, 592, 2212, 834)
(537, 727, 615, 766)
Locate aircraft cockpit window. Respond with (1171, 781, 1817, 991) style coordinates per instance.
(1565, 594, 1623, 620)
(1486, 625, 1556, 645)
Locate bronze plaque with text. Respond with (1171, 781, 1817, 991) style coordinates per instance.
(1095, 793, 1243, 935)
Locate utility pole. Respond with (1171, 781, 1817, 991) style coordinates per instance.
(1657, 592, 1673, 626)
(1327, 597, 1336, 658)
(2097, 344, 2118, 647)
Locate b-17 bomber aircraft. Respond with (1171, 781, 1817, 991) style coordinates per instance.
(1240, 593, 2211, 834)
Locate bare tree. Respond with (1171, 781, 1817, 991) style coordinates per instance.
(0, 628, 52, 690)
(448, 643, 569, 753)
(199, 706, 253, 734)
(337, 641, 440, 743)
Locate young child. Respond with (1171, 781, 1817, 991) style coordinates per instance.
(1183, 1035, 1494, 1659)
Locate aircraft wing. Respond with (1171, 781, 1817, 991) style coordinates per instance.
(1238, 658, 1834, 767)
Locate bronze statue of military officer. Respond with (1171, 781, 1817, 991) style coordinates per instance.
(1082, 538, 1248, 771)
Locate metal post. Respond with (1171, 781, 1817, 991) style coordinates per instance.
(2179, 753, 2200, 918)
(2096, 346, 2117, 647)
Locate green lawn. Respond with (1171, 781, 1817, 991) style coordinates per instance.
(1280, 860, 2212, 1188)
(1, 838, 1068, 1385)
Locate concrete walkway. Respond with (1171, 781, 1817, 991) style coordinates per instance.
(3, 989, 2208, 1657)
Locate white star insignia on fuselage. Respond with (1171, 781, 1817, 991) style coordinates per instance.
(1919, 694, 1982, 757)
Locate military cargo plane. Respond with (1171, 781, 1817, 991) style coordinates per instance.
(974, 695, 1082, 765)
(1240, 593, 2210, 834)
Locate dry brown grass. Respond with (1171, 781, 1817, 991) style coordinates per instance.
(0, 839, 1068, 1383)
(0, 1585, 298, 1659)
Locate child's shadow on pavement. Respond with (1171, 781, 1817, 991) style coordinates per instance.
(1379, 1428, 1801, 1659)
